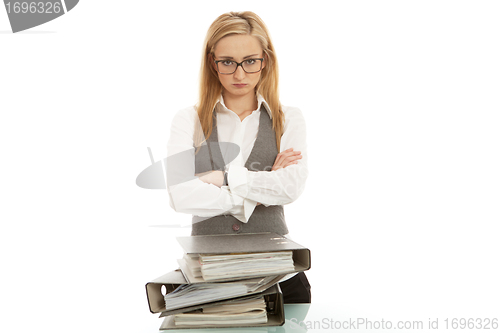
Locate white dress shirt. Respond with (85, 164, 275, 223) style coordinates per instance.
(166, 93, 308, 225)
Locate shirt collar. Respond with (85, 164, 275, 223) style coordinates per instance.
(217, 92, 273, 119)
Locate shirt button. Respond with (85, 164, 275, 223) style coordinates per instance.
(232, 223, 240, 231)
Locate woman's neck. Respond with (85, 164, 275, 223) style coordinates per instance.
(222, 91, 258, 117)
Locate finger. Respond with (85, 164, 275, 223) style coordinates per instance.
(272, 149, 301, 171)
(282, 150, 301, 159)
(276, 155, 301, 170)
(274, 148, 293, 164)
(273, 149, 298, 167)
(283, 161, 299, 168)
(281, 154, 302, 165)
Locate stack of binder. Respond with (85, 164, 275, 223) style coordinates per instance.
(145, 232, 311, 330)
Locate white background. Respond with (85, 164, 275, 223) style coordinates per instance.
(1, 1, 499, 332)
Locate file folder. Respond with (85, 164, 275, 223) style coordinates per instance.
(158, 284, 284, 330)
(176, 232, 311, 283)
(145, 269, 284, 314)
(145, 270, 285, 329)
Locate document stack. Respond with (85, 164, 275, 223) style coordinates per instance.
(145, 232, 311, 330)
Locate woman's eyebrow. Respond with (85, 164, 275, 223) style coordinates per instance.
(217, 54, 260, 60)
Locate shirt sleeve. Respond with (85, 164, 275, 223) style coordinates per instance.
(226, 106, 308, 205)
(166, 107, 258, 223)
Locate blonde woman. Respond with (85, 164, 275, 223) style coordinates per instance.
(166, 11, 310, 303)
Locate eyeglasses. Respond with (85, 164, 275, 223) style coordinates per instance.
(214, 58, 264, 75)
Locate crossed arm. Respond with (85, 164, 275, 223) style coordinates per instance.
(167, 105, 308, 221)
(197, 148, 303, 206)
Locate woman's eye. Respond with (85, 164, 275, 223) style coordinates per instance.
(245, 59, 256, 65)
(221, 61, 234, 66)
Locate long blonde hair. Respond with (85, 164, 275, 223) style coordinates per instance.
(196, 11, 284, 151)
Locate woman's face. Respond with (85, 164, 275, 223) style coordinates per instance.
(212, 34, 266, 100)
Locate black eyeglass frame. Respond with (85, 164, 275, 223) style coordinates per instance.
(214, 58, 265, 75)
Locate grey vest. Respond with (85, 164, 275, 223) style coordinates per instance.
(191, 104, 289, 236)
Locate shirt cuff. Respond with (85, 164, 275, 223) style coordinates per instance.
(224, 187, 257, 223)
(227, 164, 249, 198)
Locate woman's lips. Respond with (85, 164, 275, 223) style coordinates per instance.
(232, 84, 247, 88)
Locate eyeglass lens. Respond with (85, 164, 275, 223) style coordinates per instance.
(218, 59, 262, 74)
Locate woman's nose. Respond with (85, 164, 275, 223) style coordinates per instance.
(234, 65, 246, 80)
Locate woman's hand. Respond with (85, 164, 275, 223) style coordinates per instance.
(196, 170, 224, 188)
(271, 148, 302, 171)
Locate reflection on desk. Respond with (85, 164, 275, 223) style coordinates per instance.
(157, 304, 311, 332)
